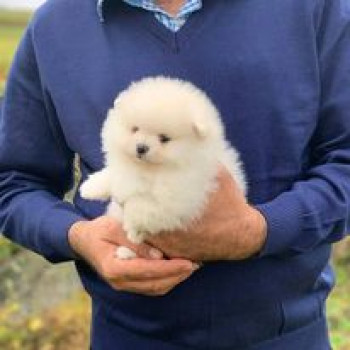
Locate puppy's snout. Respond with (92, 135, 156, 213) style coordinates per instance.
(136, 144, 149, 156)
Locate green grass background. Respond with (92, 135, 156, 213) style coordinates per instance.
(0, 8, 350, 349)
(0, 25, 21, 93)
(0, 9, 30, 94)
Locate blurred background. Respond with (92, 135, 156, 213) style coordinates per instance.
(0, 1, 349, 349)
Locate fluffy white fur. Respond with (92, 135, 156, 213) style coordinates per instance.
(80, 76, 246, 259)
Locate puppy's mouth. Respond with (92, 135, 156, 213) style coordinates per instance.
(135, 152, 151, 163)
(134, 152, 163, 165)
(136, 153, 146, 160)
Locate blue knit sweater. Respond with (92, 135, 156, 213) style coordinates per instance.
(1, 0, 350, 349)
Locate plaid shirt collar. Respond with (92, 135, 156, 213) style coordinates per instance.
(97, 0, 202, 23)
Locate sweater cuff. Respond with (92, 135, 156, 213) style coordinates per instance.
(255, 195, 304, 257)
(39, 201, 85, 263)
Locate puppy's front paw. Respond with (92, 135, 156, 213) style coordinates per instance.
(115, 246, 137, 259)
(79, 180, 99, 200)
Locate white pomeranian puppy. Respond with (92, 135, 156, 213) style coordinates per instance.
(80, 76, 246, 259)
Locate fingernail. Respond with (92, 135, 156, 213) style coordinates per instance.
(149, 248, 163, 259)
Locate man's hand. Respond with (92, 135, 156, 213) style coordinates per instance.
(68, 216, 198, 296)
(147, 167, 267, 262)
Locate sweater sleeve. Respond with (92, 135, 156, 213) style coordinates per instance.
(256, 0, 350, 257)
(0, 23, 85, 263)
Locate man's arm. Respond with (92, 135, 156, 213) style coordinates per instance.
(0, 23, 84, 262)
(256, 0, 350, 257)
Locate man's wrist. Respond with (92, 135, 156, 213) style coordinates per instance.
(68, 220, 88, 259)
(227, 206, 267, 260)
(247, 207, 268, 257)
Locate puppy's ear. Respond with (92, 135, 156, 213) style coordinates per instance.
(192, 120, 208, 139)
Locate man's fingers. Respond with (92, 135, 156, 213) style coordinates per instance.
(103, 258, 197, 282)
(110, 270, 194, 296)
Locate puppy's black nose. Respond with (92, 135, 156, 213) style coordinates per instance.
(136, 144, 149, 156)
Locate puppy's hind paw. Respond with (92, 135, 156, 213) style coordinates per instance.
(127, 233, 146, 245)
(115, 246, 137, 260)
(124, 228, 146, 244)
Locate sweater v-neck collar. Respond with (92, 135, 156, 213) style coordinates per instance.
(119, 1, 223, 53)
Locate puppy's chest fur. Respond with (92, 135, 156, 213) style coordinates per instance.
(108, 163, 216, 234)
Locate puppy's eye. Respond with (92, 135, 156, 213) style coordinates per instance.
(131, 126, 139, 133)
(159, 134, 171, 144)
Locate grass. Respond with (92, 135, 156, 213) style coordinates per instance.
(0, 9, 32, 27)
(0, 237, 20, 264)
(0, 291, 90, 350)
(0, 9, 31, 94)
(328, 253, 350, 350)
